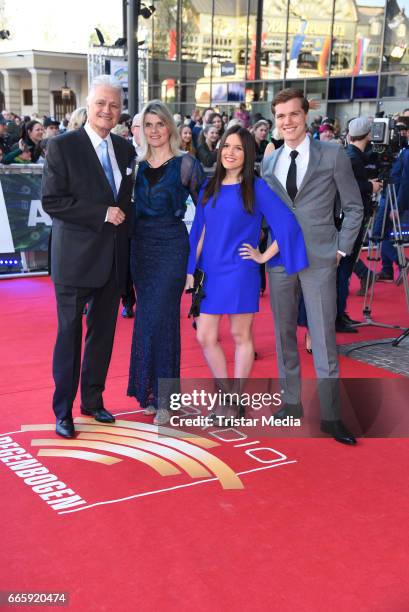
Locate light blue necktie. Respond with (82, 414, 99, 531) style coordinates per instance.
(100, 139, 117, 200)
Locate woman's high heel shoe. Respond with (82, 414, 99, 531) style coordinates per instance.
(143, 405, 156, 415)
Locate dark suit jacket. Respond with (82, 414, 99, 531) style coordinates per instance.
(345, 144, 373, 217)
(42, 127, 135, 292)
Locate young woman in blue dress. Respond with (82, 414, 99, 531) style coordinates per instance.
(186, 125, 308, 398)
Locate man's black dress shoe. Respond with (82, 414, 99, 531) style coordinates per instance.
(375, 270, 393, 282)
(80, 407, 115, 423)
(320, 419, 356, 445)
(56, 418, 75, 438)
(272, 403, 304, 420)
(335, 318, 358, 333)
(342, 313, 360, 325)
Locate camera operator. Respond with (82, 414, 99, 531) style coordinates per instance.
(374, 109, 409, 285)
(335, 117, 382, 332)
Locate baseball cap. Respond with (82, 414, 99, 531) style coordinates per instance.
(348, 117, 371, 137)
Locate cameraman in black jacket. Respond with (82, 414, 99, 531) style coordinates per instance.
(336, 117, 382, 332)
(373, 111, 409, 285)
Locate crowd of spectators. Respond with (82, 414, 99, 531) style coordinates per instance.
(0, 107, 86, 165)
(1, 101, 407, 304)
(0, 101, 380, 170)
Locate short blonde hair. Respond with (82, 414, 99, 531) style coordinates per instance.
(111, 123, 129, 138)
(139, 99, 182, 160)
(67, 107, 87, 131)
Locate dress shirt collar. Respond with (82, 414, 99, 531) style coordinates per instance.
(283, 134, 310, 159)
(84, 122, 112, 150)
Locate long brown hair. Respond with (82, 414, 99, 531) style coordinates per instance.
(202, 125, 255, 213)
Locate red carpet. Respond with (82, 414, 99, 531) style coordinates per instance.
(0, 273, 408, 611)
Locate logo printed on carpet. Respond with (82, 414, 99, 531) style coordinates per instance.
(0, 415, 296, 515)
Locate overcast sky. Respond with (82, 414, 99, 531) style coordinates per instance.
(0, 0, 403, 54)
(0, 0, 123, 53)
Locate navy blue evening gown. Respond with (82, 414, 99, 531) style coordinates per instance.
(127, 154, 204, 409)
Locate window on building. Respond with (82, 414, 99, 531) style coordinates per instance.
(23, 89, 33, 105)
(328, 77, 352, 100)
(380, 73, 409, 98)
(52, 90, 76, 121)
(353, 75, 378, 99)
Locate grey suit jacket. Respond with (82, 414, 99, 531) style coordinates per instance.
(262, 139, 363, 269)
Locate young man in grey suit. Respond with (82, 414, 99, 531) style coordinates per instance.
(262, 88, 363, 444)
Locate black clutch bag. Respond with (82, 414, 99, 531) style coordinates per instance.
(186, 268, 206, 318)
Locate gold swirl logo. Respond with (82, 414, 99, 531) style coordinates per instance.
(21, 417, 244, 490)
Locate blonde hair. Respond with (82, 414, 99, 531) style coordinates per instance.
(139, 99, 182, 160)
(111, 123, 129, 138)
(67, 107, 87, 131)
(226, 117, 243, 130)
(179, 124, 196, 155)
(253, 119, 269, 132)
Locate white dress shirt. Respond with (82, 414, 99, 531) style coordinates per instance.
(84, 122, 122, 195)
(274, 135, 310, 192)
(132, 137, 143, 158)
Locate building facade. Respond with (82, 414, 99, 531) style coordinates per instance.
(0, 50, 88, 119)
(0, 0, 407, 124)
(145, 0, 409, 122)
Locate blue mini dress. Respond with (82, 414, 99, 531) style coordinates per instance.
(187, 177, 308, 314)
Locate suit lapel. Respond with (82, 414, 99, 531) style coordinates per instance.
(296, 139, 322, 200)
(78, 127, 114, 195)
(111, 135, 128, 199)
(111, 134, 126, 180)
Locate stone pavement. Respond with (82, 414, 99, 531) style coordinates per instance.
(338, 334, 409, 376)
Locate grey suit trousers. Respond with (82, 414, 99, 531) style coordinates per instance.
(268, 264, 340, 421)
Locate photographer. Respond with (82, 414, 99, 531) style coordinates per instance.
(336, 117, 382, 332)
(374, 110, 409, 285)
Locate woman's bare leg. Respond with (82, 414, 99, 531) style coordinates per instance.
(229, 313, 255, 379)
(195, 314, 227, 379)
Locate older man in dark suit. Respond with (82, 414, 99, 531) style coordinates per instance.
(42, 75, 135, 438)
(262, 88, 363, 444)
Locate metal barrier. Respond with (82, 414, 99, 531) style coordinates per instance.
(0, 160, 273, 278)
(0, 164, 50, 277)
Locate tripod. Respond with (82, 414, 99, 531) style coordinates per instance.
(354, 180, 409, 341)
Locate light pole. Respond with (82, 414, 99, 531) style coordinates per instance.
(127, 0, 140, 115)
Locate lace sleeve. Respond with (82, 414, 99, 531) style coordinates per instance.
(181, 153, 206, 204)
(187, 192, 205, 275)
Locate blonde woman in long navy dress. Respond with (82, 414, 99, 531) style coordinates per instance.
(127, 101, 204, 424)
(186, 125, 308, 403)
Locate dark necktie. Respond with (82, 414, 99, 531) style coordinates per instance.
(286, 150, 299, 202)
